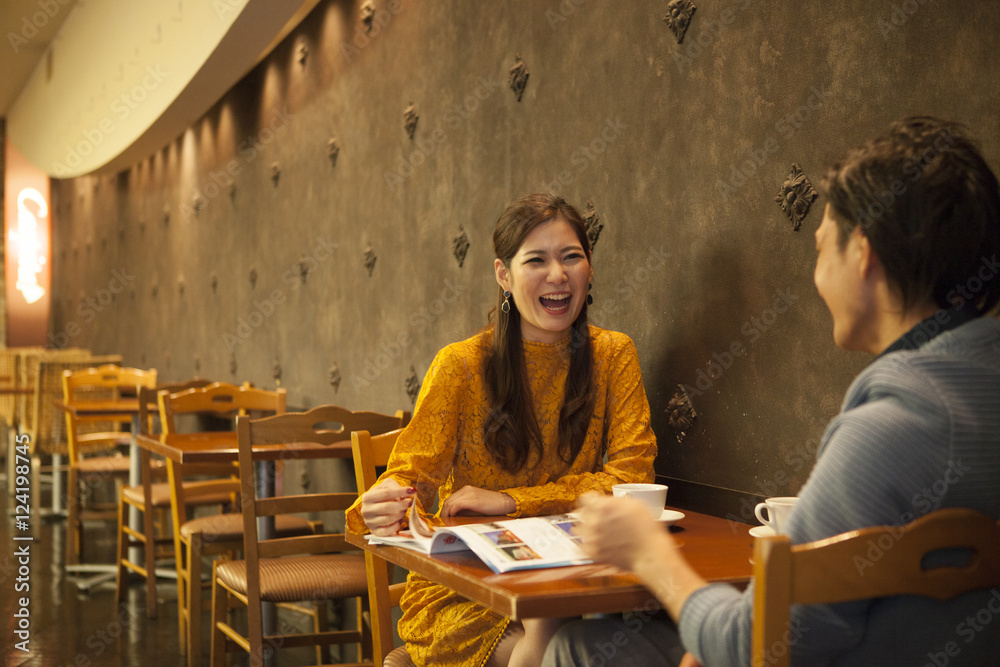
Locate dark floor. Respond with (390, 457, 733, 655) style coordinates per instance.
(1, 469, 348, 667)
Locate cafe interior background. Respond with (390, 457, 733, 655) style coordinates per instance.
(3, 0, 1000, 528)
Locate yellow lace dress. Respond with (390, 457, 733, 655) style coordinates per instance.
(345, 325, 657, 666)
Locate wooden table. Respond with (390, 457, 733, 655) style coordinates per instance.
(54, 398, 147, 589)
(346, 508, 754, 620)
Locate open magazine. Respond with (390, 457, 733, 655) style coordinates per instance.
(364, 502, 591, 574)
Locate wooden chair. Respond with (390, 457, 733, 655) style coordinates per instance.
(160, 382, 311, 665)
(62, 364, 158, 566)
(752, 508, 1000, 667)
(209, 406, 410, 667)
(350, 428, 414, 667)
(115, 379, 235, 617)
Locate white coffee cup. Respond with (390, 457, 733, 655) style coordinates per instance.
(754, 496, 799, 534)
(613, 483, 668, 519)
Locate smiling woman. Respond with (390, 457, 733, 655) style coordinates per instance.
(346, 193, 659, 667)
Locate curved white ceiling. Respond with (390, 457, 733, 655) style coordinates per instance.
(7, 0, 321, 178)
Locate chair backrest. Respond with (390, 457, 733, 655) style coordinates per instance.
(235, 407, 410, 663)
(752, 508, 1000, 667)
(26, 355, 123, 456)
(159, 382, 287, 435)
(61, 365, 157, 461)
(351, 428, 410, 665)
(19, 348, 93, 438)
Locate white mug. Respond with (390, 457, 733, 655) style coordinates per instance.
(613, 483, 668, 519)
(754, 496, 799, 534)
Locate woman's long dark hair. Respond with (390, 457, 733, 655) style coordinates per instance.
(483, 193, 596, 473)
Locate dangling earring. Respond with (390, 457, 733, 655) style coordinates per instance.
(501, 290, 511, 313)
(586, 283, 593, 306)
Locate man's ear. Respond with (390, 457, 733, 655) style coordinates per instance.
(494, 258, 510, 291)
(854, 228, 878, 280)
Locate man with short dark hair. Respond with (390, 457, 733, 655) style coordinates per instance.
(542, 116, 1000, 666)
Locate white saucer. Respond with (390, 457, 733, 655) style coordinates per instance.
(749, 525, 777, 538)
(658, 509, 685, 526)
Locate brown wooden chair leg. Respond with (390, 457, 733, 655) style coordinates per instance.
(142, 499, 158, 619)
(115, 488, 129, 604)
(65, 467, 79, 565)
(209, 562, 229, 667)
(187, 532, 204, 667)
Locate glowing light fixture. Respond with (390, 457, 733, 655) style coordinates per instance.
(11, 188, 48, 304)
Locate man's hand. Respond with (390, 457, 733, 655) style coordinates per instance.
(574, 492, 674, 571)
(360, 478, 415, 536)
(440, 485, 515, 517)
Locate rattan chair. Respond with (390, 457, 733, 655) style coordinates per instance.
(159, 382, 316, 665)
(752, 508, 1000, 667)
(115, 379, 237, 618)
(350, 428, 415, 667)
(23, 353, 121, 514)
(62, 364, 158, 566)
(209, 407, 410, 667)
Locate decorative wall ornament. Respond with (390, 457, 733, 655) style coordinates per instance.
(249, 266, 258, 289)
(364, 245, 377, 276)
(328, 363, 341, 394)
(163, 205, 170, 225)
(271, 162, 281, 185)
(211, 273, 219, 292)
(453, 226, 470, 267)
(177, 276, 185, 296)
(508, 54, 529, 102)
(775, 163, 818, 231)
(584, 200, 604, 250)
(273, 359, 282, 385)
(666, 384, 698, 443)
(361, 0, 376, 33)
(298, 467, 311, 493)
(297, 43, 309, 65)
(192, 193, 204, 214)
(228, 183, 237, 200)
(229, 352, 238, 376)
(299, 256, 310, 284)
(663, 0, 696, 44)
(403, 103, 419, 139)
(327, 137, 340, 167)
(405, 365, 421, 405)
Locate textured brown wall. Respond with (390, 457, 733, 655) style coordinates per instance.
(49, 1, 1000, 515)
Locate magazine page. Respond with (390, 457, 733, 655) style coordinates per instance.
(364, 507, 592, 574)
(443, 514, 591, 574)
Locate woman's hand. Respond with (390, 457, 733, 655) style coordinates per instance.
(440, 485, 515, 517)
(360, 478, 415, 536)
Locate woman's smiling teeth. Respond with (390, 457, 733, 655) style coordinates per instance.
(540, 293, 571, 312)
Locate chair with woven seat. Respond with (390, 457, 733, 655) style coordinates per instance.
(159, 382, 311, 665)
(752, 508, 1000, 667)
(62, 364, 158, 566)
(209, 406, 410, 667)
(115, 379, 234, 617)
(350, 428, 415, 667)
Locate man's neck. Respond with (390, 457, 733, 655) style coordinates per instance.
(870, 303, 940, 355)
